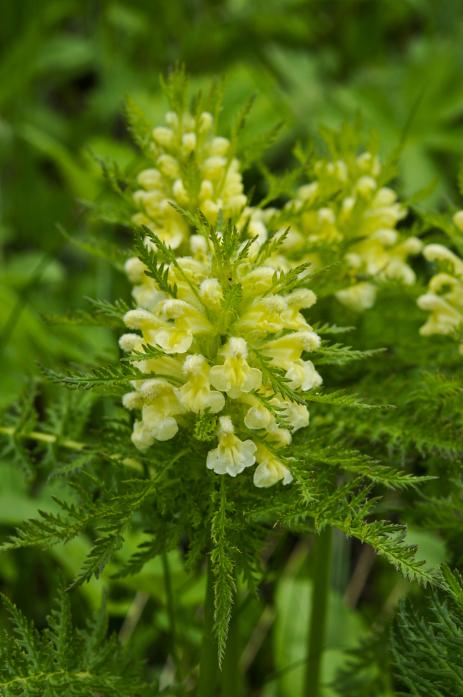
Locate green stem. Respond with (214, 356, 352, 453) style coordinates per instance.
(221, 599, 240, 697)
(198, 557, 219, 697)
(161, 552, 181, 679)
(305, 526, 333, 697)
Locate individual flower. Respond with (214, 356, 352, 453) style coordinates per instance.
(124, 380, 185, 448)
(120, 227, 322, 488)
(253, 444, 293, 488)
(206, 416, 257, 477)
(272, 145, 422, 310)
(417, 211, 463, 352)
(178, 354, 225, 413)
(209, 338, 262, 399)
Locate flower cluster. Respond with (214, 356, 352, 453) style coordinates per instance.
(279, 149, 423, 310)
(132, 110, 248, 250)
(417, 211, 463, 352)
(121, 229, 322, 488)
(122, 101, 437, 486)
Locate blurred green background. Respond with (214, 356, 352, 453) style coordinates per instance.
(0, 2, 462, 694)
(2, 0, 463, 404)
(0, 0, 463, 697)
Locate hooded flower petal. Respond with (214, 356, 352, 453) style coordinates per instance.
(209, 338, 262, 398)
(253, 445, 293, 488)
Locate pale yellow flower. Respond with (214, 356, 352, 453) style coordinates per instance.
(178, 354, 225, 414)
(418, 226, 463, 351)
(209, 338, 262, 399)
(275, 147, 421, 310)
(132, 110, 247, 250)
(253, 444, 293, 488)
(128, 381, 184, 449)
(206, 416, 257, 476)
(120, 231, 323, 487)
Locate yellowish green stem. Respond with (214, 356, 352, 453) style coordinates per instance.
(0, 425, 142, 472)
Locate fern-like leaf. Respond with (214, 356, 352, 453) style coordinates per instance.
(0, 590, 148, 696)
(211, 480, 237, 667)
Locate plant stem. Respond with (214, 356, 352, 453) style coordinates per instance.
(221, 599, 240, 697)
(0, 425, 85, 451)
(198, 557, 219, 697)
(0, 425, 142, 472)
(161, 551, 181, 678)
(305, 526, 333, 697)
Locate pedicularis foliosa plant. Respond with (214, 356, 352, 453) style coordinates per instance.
(2, 70, 463, 696)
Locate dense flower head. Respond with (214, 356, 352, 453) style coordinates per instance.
(417, 211, 463, 352)
(132, 109, 249, 250)
(275, 146, 422, 310)
(121, 224, 322, 487)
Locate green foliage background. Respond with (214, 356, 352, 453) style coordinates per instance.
(1, 1, 463, 695)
